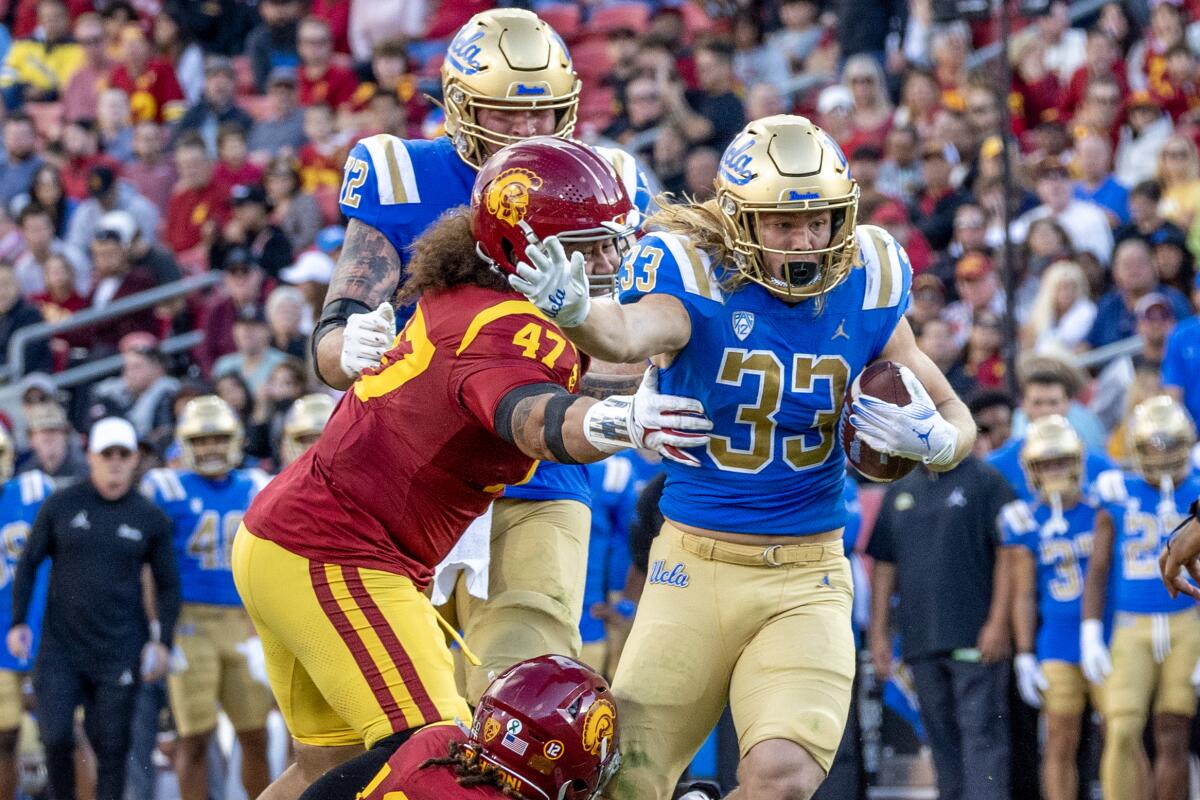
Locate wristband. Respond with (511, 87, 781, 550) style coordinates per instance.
(582, 395, 636, 454)
(311, 298, 373, 386)
(614, 598, 637, 619)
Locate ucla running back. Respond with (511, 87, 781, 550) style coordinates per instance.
(509, 114, 976, 799)
(1083, 396, 1200, 800)
(140, 396, 273, 800)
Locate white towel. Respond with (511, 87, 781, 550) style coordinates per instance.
(430, 505, 494, 607)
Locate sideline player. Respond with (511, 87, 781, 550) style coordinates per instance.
(312, 7, 653, 706)
(508, 114, 976, 799)
(233, 138, 710, 800)
(1001, 416, 1102, 800)
(1083, 396, 1200, 800)
(1160, 500, 1200, 599)
(140, 396, 274, 800)
(278, 394, 335, 468)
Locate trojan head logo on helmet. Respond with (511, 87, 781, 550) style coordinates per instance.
(1127, 395, 1197, 486)
(177, 396, 244, 477)
(280, 394, 335, 467)
(442, 9, 580, 169)
(716, 114, 860, 300)
(1020, 415, 1084, 501)
(468, 655, 619, 800)
(473, 137, 635, 281)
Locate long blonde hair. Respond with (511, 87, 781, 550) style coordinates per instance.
(1023, 260, 1088, 348)
(647, 195, 742, 292)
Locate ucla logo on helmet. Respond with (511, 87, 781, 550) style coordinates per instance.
(486, 168, 544, 227)
(819, 130, 849, 173)
(447, 28, 486, 75)
(719, 135, 755, 186)
(731, 311, 755, 341)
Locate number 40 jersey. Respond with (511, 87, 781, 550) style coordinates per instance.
(142, 468, 270, 606)
(619, 224, 911, 536)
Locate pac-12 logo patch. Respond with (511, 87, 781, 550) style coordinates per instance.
(731, 311, 755, 341)
(483, 718, 502, 742)
(486, 168, 544, 227)
(581, 700, 617, 755)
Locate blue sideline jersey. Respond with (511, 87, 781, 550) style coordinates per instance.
(988, 438, 1113, 502)
(1163, 316, 1200, 429)
(1095, 468, 1200, 615)
(339, 134, 652, 506)
(0, 471, 53, 671)
(579, 455, 639, 644)
(141, 468, 269, 606)
(620, 225, 912, 535)
(1000, 498, 1098, 663)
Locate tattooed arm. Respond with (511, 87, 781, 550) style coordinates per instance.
(312, 220, 404, 390)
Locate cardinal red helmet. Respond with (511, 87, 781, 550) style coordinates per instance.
(468, 655, 619, 800)
(471, 136, 636, 278)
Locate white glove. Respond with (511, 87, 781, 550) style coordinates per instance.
(1014, 653, 1047, 708)
(849, 364, 958, 466)
(340, 301, 396, 379)
(1080, 619, 1112, 684)
(583, 366, 713, 466)
(508, 236, 591, 328)
(236, 637, 271, 687)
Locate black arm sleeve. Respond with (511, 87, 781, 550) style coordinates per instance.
(146, 509, 181, 649)
(12, 497, 54, 627)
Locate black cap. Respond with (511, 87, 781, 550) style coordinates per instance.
(230, 183, 268, 206)
(222, 246, 259, 271)
(234, 303, 267, 325)
(87, 165, 116, 197)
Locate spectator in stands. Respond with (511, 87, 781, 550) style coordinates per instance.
(248, 68, 307, 163)
(213, 304, 289, 394)
(66, 164, 159, 257)
(914, 139, 970, 254)
(244, 0, 303, 94)
(683, 148, 719, 202)
(1074, 133, 1129, 228)
(122, 121, 176, 213)
(1156, 134, 1200, 231)
(871, 200, 932, 274)
(1035, 0, 1087, 82)
(264, 156, 320, 253)
(357, 89, 405, 143)
(969, 392, 1016, 456)
(246, 357, 306, 461)
(1087, 238, 1192, 350)
(944, 252, 1006, 351)
(877, 125, 922, 205)
(1117, 180, 1184, 248)
(347, 0, 424, 66)
(662, 38, 745, 152)
(20, 402, 85, 480)
(0, 260, 51, 375)
(31, 252, 87, 327)
(265, 285, 308, 359)
(1072, 75, 1123, 147)
(918, 316, 976, 399)
(99, 1, 136, 56)
(175, 56, 253, 159)
(215, 372, 253, 434)
(213, 125, 263, 190)
(650, 124, 687, 196)
(1092, 293, 1176, 434)
(894, 70, 942, 142)
(107, 24, 185, 125)
(999, 355, 1110, 469)
(1115, 92, 1173, 189)
(197, 251, 270, 374)
(1060, 27, 1125, 119)
(732, 14, 788, 98)
(909, 272, 947, 329)
(0, 115, 44, 209)
(931, 23, 971, 109)
(297, 17, 357, 110)
(1152, 227, 1194, 297)
(96, 89, 135, 164)
(1153, 45, 1200, 123)
(1022, 216, 1074, 284)
(60, 119, 122, 201)
(743, 82, 785, 124)
(766, 0, 824, 89)
(932, 203, 989, 294)
(87, 333, 178, 440)
(86, 211, 156, 351)
(15, 204, 88, 298)
(0, 0, 83, 109)
(607, 76, 668, 155)
(963, 309, 1007, 391)
(165, 135, 231, 266)
(843, 54, 894, 151)
(61, 12, 108, 123)
(1022, 260, 1096, 355)
(1163, 294, 1200, 434)
(151, 9, 203, 106)
(1012, 158, 1113, 265)
(816, 84, 856, 149)
(211, 184, 292, 280)
(20, 164, 73, 239)
(296, 103, 348, 193)
(964, 85, 1005, 153)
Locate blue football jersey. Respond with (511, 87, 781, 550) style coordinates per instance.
(988, 438, 1113, 502)
(1095, 468, 1200, 615)
(619, 225, 911, 535)
(338, 133, 653, 505)
(1000, 497, 1097, 662)
(0, 472, 52, 670)
(579, 455, 639, 644)
(141, 468, 270, 606)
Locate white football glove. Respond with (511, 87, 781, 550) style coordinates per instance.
(1080, 619, 1112, 684)
(849, 364, 958, 466)
(583, 366, 713, 466)
(340, 301, 396, 379)
(1014, 653, 1048, 708)
(508, 236, 591, 328)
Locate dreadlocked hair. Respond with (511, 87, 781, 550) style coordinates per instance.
(397, 208, 510, 304)
(646, 194, 748, 296)
(419, 740, 533, 800)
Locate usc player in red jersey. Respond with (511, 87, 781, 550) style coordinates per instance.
(298, 655, 619, 800)
(231, 137, 710, 800)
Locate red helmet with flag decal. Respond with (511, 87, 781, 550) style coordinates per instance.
(468, 654, 620, 800)
(471, 136, 636, 279)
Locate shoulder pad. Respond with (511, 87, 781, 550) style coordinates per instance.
(855, 225, 911, 311)
(347, 134, 422, 207)
(1000, 499, 1038, 537)
(602, 456, 633, 494)
(143, 468, 187, 503)
(1095, 469, 1128, 504)
(621, 231, 723, 303)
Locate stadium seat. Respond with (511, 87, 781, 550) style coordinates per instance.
(568, 37, 613, 82)
(578, 85, 616, 131)
(537, 4, 582, 41)
(588, 3, 651, 36)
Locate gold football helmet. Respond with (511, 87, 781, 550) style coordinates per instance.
(177, 396, 244, 477)
(280, 394, 335, 467)
(1020, 415, 1084, 500)
(715, 114, 860, 300)
(1127, 395, 1196, 484)
(441, 9, 580, 169)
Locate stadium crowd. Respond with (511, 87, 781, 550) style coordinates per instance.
(0, 0, 1195, 799)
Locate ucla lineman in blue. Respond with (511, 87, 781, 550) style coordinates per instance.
(1001, 416, 1102, 800)
(509, 115, 977, 800)
(1082, 395, 1200, 800)
(141, 396, 274, 800)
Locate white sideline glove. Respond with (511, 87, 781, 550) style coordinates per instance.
(236, 637, 271, 687)
(508, 236, 591, 328)
(849, 364, 958, 466)
(583, 366, 713, 466)
(341, 301, 396, 379)
(1014, 653, 1048, 708)
(1080, 619, 1112, 684)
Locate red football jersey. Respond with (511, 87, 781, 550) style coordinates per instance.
(362, 724, 507, 800)
(244, 284, 583, 586)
